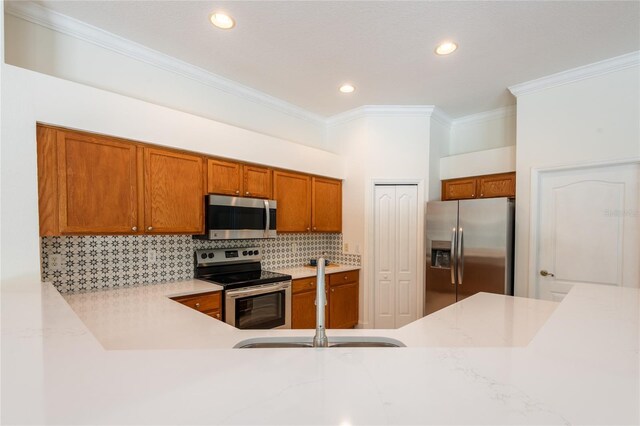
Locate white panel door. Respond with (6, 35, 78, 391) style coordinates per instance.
(374, 185, 418, 328)
(394, 186, 418, 327)
(536, 163, 639, 301)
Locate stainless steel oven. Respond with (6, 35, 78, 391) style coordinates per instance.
(194, 247, 292, 330)
(198, 194, 277, 240)
(225, 281, 291, 329)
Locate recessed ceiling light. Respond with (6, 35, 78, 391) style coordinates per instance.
(209, 12, 235, 30)
(339, 84, 356, 93)
(435, 41, 458, 55)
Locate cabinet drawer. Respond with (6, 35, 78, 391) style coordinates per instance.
(329, 270, 359, 286)
(207, 309, 222, 321)
(172, 291, 221, 313)
(292, 277, 317, 294)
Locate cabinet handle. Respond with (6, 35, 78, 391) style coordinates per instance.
(307, 227, 310, 231)
(309, 282, 314, 286)
(195, 302, 200, 308)
(331, 288, 335, 292)
(215, 313, 220, 319)
(147, 226, 153, 231)
(245, 191, 250, 195)
(131, 226, 137, 231)
(344, 275, 348, 280)
(235, 190, 240, 195)
(313, 227, 317, 231)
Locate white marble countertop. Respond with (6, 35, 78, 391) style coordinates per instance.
(2, 278, 638, 424)
(274, 264, 360, 279)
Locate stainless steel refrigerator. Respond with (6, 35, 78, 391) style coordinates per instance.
(425, 197, 514, 315)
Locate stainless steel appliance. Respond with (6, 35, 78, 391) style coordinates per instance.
(425, 197, 514, 315)
(194, 247, 292, 329)
(197, 195, 277, 240)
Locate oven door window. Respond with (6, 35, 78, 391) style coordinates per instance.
(235, 290, 285, 329)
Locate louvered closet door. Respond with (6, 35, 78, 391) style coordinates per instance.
(374, 185, 418, 328)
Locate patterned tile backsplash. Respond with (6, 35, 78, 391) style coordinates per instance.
(41, 234, 360, 293)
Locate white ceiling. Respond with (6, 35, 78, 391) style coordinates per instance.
(31, 1, 640, 118)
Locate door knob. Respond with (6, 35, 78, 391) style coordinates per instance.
(540, 270, 555, 277)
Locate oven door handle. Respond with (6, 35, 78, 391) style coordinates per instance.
(226, 282, 290, 299)
(264, 200, 270, 237)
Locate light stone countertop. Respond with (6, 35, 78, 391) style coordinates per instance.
(274, 264, 360, 279)
(1, 277, 638, 425)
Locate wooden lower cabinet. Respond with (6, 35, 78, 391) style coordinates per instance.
(292, 289, 321, 329)
(171, 291, 222, 320)
(291, 270, 359, 329)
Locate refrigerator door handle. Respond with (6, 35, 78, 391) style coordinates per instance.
(450, 227, 457, 285)
(458, 227, 464, 285)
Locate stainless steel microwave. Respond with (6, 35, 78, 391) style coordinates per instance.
(197, 195, 277, 240)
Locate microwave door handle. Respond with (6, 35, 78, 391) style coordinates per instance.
(264, 200, 270, 237)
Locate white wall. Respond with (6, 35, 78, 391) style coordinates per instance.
(450, 106, 516, 155)
(513, 65, 640, 297)
(428, 118, 451, 200)
(0, 64, 344, 284)
(328, 112, 432, 326)
(4, 13, 327, 150)
(440, 146, 516, 180)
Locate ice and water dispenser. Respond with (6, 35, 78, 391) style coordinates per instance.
(430, 240, 452, 269)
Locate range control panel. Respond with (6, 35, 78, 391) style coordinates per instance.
(195, 247, 262, 266)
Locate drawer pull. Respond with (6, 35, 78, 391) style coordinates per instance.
(195, 302, 200, 308)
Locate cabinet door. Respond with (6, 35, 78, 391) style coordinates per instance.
(312, 177, 342, 232)
(328, 280, 359, 329)
(207, 159, 242, 196)
(477, 173, 516, 199)
(57, 130, 138, 234)
(243, 165, 272, 199)
(292, 290, 317, 329)
(292, 277, 329, 329)
(144, 148, 204, 234)
(273, 171, 312, 232)
(442, 178, 477, 201)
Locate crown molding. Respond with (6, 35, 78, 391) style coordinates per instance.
(326, 105, 436, 127)
(452, 105, 516, 126)
(431, 108, 453, 128)
(5, 1, 326, 126)
(509, 51, 640, 97)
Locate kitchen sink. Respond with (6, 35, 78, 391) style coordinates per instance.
(234, 336, 405, 348)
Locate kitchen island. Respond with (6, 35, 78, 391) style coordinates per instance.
(1, 278, 638, 424)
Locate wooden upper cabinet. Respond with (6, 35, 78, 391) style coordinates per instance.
(442, 177, 477, 201)
(144, 148, 204, 234)
(243, 165, 272, 199)
(477, 173, 515, 199)
(312, 177, 342, 232)
(273, 170, 312, 232)
(442, 172, 516, 201)
(207, 158, 242, 196)
(56, 129, 138, 234)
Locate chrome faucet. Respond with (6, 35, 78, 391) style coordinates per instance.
(312, 257, 329, 347)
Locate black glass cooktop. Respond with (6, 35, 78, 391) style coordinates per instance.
(197, 270, 292, 290)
